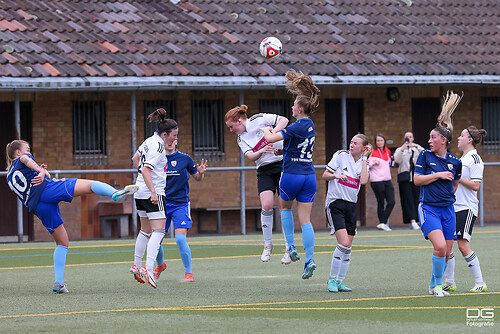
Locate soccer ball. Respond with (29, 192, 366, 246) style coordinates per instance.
(259, 37, 282, 59)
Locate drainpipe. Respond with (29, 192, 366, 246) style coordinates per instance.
(239, 91, 246, 235)
(131, 91, 138, 237)
(15, 92, 23, 243)
(341, 87, 347, 150)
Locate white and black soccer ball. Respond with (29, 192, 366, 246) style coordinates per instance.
(259, 37, 282, 59)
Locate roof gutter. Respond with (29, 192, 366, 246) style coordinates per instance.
(0, 75, 499, 92)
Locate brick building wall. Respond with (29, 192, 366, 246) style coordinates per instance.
(3, 85, 499, 241)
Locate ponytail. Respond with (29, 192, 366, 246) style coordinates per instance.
(466, 126, 487, 147)
(285, 70, 320, 115)
(434, 91, 463, 146)
(5, 140, 29, 170)
(225, 105, 248, 123)
(148, 108, 177, 135)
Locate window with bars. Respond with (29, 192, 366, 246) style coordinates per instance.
(144, 100, 176, 139)
(259, 99, 291, 118)
(482, 97, 500, 155)
(192, 99, 224, 161)
(72, 101, 106, 165)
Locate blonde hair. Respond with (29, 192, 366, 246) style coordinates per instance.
(5, 140, 29, 170)
(434, 91, 463, 145)
(225, 104, 248, 123)
(285, 70, 320, 115)
(354, 133, 369, 146)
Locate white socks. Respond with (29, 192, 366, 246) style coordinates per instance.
(465, 251, 484, 283)
(445, 251, 484, 284)
(444, 252, 455, 284)
(134, 230, 150, 267)
(261, 210, 273, 245)
(146, 230, 165, 272)
(330, 244, 351, 281)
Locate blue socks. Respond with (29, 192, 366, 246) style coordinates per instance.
(431, 254, 446, 287)
(281, 209, 295, 248)
(156, 244, 164, 266)
(90, 181, 117, 197)
(176, 234, 192, 274)
(301, 223, 314, 263)
(54, 245, 68, 285)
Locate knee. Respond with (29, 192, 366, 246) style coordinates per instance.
(458, 242, 471, 256)
(261, 203, 274, 212)
(433, 244, 447, 257)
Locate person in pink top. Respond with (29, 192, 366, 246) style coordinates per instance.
(368, 134, 395, 231)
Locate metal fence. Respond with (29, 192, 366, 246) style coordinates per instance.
(0, 162, 497, 243)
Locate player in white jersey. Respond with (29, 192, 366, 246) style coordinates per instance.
(443, 126, 488, 293)
(225, 105, 290, 263)
(322, 134, 371, 293)
(129, 108, 178, 288)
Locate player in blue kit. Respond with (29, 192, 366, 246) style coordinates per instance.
(6, 139, 138, 293)
(153, 138, 207, 282)
(413, 91, 463, 297)
(263, 70, 320, 279)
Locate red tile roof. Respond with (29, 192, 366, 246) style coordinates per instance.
(0, 0, 499, 78)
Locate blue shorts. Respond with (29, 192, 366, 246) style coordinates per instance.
(164, 201, 193, 232)
(35, 178, 77, 234)
(279, 173, 316, 203)
(418, 202, 456, 240)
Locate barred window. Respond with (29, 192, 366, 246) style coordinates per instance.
(192, 99, 224, 161)
(144, 100, 176, 139)
(72, 101, 106, 165)
(482, 97, 500, 155)
(259, 99, 290, 118)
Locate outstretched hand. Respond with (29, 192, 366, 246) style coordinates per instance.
(197, 159, 208, 174)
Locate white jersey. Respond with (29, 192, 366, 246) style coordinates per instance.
(237, 113, 283, 169)
(325, 150, 369, 206)
(454, 149, 483, 216)
(134, 133, 167, 199)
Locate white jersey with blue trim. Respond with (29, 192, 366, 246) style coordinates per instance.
(454, 149, 483, 216)
(237, 113, 283, 169)
(325, 150, 368, 206)
(134, 132, 167, 199)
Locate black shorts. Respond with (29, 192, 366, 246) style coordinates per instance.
(257, 161, 282, 195)
(135, 195, 166, 220)
(326, 199, 357, 236)
(455, 209, 476, 242)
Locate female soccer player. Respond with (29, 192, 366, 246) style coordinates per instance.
(413, 91, 463, 297)
(129, 108, 177, 289)
(225, 105, 290, 263)
(323, 134, 371, 292)
(263, 69, 320, 279)
(153, 138, 207, 282)
(443, 126, 488, 293)
(6, 140, 138, 293)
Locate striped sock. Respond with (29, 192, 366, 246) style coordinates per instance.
(464, 251, 484, 283)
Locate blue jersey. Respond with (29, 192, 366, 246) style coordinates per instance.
(280, 118, 315, 175)
(6, 153, 50, 213)
(414, 150, 462, 207)
(164, 151, 198, 204)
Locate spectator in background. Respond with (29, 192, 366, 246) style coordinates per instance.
(369, 134, 395, 231)
(394, 131, 424, 230)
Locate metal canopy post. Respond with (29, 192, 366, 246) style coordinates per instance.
(239, 91, 246, 235)
(341, 87, 347, 150)
(131, 91, 138, 237)
(14, 92, 24, 243)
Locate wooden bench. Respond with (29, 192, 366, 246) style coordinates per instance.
(98, 201, 132, 238)
(194, 206, 277, 233)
